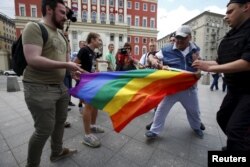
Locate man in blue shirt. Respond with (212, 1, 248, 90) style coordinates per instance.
(145, 25, 205, 139)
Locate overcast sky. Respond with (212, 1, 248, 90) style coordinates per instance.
(0, 0, 228, 39)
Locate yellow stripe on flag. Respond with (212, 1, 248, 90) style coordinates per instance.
(103, 70, 180, 116)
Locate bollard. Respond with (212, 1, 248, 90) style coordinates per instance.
(202, 73, 210, 85)
(7, 76, 21, 92)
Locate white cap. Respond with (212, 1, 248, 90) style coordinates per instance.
(175, 25, 192, 37)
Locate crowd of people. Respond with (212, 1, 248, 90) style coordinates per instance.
(20, 0, 250, 166)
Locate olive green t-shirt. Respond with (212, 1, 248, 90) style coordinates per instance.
(22, 22, 67, 84)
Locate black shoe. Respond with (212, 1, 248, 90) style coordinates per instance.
(64, 122, 71, 128)
(200, 123, 205, 130)
(146, 122, 153, 130)
(78, 103, 82, 108)
(222, 146, 227, 151)
(194, 129, 204, 139)
(68, 101, 75, 106)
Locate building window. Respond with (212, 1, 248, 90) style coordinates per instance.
(72, 31, 77, 39)
(91, 11, 97, 23)
(110, 0, 114, 6)
(110, 33, 114, 41)
(151, 4, 155, 12)
(100, 0, 105, 5)
(134, 37, 139, 43)
(82, 0, 87, 4)
(92, 0, 97, 4)
(127, 15, 131, 26)
(119, 34, 123, 42)
(142, 46, 147, 55)
(127, 1, 132, 9)
(119, 0, 123, 7)
(135, 16, 139, 26)
(82, 11, 87, 22)
(100, 13, 106, 23)
(135, 2, 140, 10)
(143, 38, 147, 44)
(110, 13, 115, 23)
(127, 36, 131, 43)
(118, 14, 123, 23)
(30, 5, 37, 17)
(150, 18, 155, 28)
(142, 17, 147, 27)
(19, 4, 26, 16)
(143, 3, 147, 11)
(134, 45, 139, 55)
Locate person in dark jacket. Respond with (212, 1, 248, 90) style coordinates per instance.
(193, 0, 250, 151)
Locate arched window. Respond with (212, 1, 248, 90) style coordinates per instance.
(91, 11, 97, 23)
(118, 14, 123, 23)
(110, 13, 115, 23)
(142, 46, 147, 55)
(100, 13, 106, 23)
(82, 10, 87, 22)
(134, 45, 139, 55)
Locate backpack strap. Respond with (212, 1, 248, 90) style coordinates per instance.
(37, 22, 48, 45)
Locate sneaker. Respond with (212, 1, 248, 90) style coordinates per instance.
(145, 122, 153, 130)
(50, 148, 77, 162)
(200, 122, 205, 131)
(82, 134, 101, 148)
(68, 101, 75, 106)
(91, 125, 105, 133)
(194, 129, 204, 139)
(145, 131, 158, 139)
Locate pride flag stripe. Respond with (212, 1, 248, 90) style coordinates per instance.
(70, 69, 198, 132)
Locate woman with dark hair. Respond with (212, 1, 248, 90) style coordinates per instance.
(115, 42, 139, 71)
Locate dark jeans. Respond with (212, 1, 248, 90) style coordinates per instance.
(64, 73, 72, 102)
(24, 82, 69, 167)
(217, 91, 250, 151)
(210, 74, 219, 90)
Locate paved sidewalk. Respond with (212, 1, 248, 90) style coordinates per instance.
(0, 76, 226, 167)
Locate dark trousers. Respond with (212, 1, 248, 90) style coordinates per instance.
(222, 77, 227, 92)
(217, 91, 250, 151)
(210, 74, 219, 90)
(64, 73, 72, 102)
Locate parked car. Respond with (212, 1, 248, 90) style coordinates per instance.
(3, 70, 17, 76)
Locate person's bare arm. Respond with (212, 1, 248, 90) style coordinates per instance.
(23, 44, 82, 72)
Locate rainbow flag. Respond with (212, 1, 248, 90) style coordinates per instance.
(70, 69, 198, 132)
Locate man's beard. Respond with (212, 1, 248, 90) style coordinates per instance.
(52, 12, 64, 30)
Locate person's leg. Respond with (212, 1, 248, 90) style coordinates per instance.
(216, 92, 238, 134)
(149, 95, 176, 135)
(215, 78, 219, 90)
(82, 103, 101, 147)
(180, 87, 201, 130)
(226, 94, 250, 151)
(51, 84, 69, 155)
(24, 83, 57, 167)
(82, 103, 93, 134)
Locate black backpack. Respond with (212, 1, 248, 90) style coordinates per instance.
(12, 22, 48, 76)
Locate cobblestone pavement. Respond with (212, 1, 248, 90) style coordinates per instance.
(0, 75, 226, 167)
